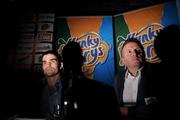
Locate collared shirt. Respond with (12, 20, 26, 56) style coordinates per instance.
(123, 67, 143, 106)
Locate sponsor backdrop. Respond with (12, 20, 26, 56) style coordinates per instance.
(114, 1, 180, 73)
(54, 16, 115, 85)
(12, 1, 179, 85)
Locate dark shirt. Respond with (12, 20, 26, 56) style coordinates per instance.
(49, 80, 62, 116)
(40, 79, 62, 119)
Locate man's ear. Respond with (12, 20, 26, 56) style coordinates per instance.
(60, 62, 63, 70)
(119, 57, 125, 66)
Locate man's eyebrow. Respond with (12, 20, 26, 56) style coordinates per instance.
(49, 58, 58, 61)
(42, 58, 57, 62)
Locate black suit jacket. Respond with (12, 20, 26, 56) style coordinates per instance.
(40, 76, 121, 120)
(114, 63, 159, 120)
(61, 76, 121, 120)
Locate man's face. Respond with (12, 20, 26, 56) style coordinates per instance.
(42, 53, 60, 77)
(121, 42, 143, 68)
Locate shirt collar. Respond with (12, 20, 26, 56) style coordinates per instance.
(125, 66, 143, 79)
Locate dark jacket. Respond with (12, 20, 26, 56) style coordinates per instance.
(114, 63, 159, 120)
(60, 76, 121, 120)
(40, 76, 121, 120)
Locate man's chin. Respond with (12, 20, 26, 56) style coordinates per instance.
(131, 62, 141, 68)
(45, 73, 55, 77)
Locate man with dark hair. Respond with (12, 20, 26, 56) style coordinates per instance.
(40, 50, 63, 120)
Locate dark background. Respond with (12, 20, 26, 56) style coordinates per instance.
(5, 0, 171, 15)
(1, 0, 173, 119)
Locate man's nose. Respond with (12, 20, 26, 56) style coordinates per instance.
(46, 62, 52, 66)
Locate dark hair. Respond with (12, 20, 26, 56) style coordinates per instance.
(61, 41, 84, 90)
(62, 41, 83, 70)
(122, 38, 146, 62)
(154, 24, 180, 61)
(41, 50, 62, 63)
(62, 41, 84, 74)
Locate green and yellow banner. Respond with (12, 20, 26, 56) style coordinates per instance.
(54, 16, 115, 85)
(114, 1, 179, 73)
